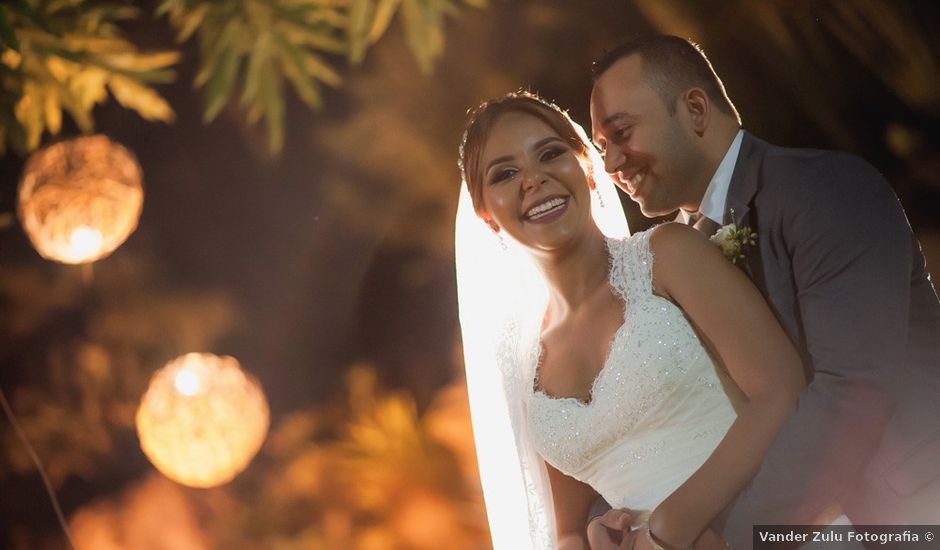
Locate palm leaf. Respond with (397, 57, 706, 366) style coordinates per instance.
(347, 0, 374, 64)
(276, 34, 323, 110)
(368, 0, 402, 42)
(202, 44, 241, 123)
(108, 74, 175, 122)
(259, 62, 285, 153)
(42, 87, 61, 133)
(241, 36, 270, 106)
(1, 0, 179, 154)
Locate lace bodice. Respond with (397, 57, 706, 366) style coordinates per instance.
(523, 229, 740, 524)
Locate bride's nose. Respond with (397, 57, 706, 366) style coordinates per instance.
(521, 167, 548, 193)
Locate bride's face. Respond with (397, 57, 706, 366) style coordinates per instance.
(478, 112, 593, 252)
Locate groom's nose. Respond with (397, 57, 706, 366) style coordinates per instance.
(603, 144, 626, 175)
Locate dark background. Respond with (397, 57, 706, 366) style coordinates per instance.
(1, 1, 938, 547)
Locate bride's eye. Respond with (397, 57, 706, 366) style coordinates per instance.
(490, 167, 517, 184)
(539, 147, 566, 162)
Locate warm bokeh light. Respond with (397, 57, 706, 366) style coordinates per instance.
(68, 225, 104, 260)
(173, 368, 201, 396)
(69, 473, 211, 550)
(17, 135, 144, 264)
(136, 353, 269, 488)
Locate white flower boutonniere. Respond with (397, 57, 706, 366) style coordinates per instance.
(709, 209, 757, 264)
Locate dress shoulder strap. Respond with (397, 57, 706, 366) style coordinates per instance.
(607, 228, 655, 303)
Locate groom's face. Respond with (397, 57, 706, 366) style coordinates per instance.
(591, 55, 702, 217)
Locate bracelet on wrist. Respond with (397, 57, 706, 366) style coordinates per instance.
(646, 525, 733, 550)
(645, 527, 668, 550)
(646, 526, 689, 550)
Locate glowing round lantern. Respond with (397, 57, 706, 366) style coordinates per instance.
(17, 135, 144, 264)
(136, 353, 270, 488)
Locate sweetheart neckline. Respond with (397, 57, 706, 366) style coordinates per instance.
(530, 237, 630, 407)
(531, 318, 631, 407)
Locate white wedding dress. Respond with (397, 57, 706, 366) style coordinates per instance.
(495, 229, 854, 547)
(458, 172, 850, 547)
(473, 227, 740, 543)
(523, 229, 743, 527)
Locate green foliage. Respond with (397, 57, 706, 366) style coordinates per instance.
(1, 0, 488, 156)
(162, 0, 486, 154)
(159, 0, 347, 154)
(347, 0, 486, 75)
(0, 0, 179, 155)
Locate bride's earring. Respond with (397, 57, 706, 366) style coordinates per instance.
(594, 187, 605, 208)
(497, 233, 508, 251)
(485, 218, 508, 251)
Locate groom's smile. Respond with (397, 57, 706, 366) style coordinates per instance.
(617, 169, 647, 197)
(590, 54, 711, 218)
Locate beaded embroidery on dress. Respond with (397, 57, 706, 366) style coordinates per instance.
(523, 228, 741, 527)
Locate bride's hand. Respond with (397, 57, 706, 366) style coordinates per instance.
(587, 508, 635, 549)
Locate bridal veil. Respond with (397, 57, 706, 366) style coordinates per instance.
(455, 116, 628, 549)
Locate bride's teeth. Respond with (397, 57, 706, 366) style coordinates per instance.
(526, 197, 567, 219)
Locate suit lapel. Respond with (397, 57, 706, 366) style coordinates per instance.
(724, 131, 763, 227)
(725, 132, 767, 281)
(693, 214, 721, 237)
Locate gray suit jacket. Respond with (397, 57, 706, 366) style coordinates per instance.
(719, 132, 940, 547)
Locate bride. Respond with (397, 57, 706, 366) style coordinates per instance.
(455, 92, 806, 550)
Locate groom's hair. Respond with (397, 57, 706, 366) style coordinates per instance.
(593, 35, 741, 124)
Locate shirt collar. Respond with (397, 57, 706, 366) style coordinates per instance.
(679, 129, 744, 224)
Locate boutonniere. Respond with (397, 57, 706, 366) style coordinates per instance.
(709, 208, 757, 264)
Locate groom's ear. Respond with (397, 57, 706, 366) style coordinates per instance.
(682, 88, 710, 136)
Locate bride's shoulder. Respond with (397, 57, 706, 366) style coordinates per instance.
(612, 222, 691, 247)
(610, 223, 705, 264)
(644, 222, 706, 249)
(606, 226, 654, 262)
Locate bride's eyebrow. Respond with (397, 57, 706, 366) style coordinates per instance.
(532, 136, 566, 150)
(485, 154, 515, 173)
(485, 137, 567, 173)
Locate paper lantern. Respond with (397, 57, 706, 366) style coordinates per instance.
(17, 135, 144, 264)
(136, 353, 270, 488)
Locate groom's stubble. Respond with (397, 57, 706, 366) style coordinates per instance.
(591, 54, 718, 218)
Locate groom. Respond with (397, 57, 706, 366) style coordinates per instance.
(586, 35, 940, 549)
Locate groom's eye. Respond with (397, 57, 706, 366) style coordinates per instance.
(612, 126, 632, 142)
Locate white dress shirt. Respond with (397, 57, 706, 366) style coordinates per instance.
(679, 129, 744, 225)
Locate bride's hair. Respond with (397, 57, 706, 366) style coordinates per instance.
(459, 91, 593, 218)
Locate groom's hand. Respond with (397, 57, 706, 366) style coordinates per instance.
(587, 508, 634, 549)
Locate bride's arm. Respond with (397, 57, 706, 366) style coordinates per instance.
(546, 461, 601, 550)
(645, 222, 806, 549)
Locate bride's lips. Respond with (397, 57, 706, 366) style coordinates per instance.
(522, 195, 570, 224)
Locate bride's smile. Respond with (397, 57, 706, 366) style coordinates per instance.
(522, 195, 569, 223)
(476, 111, 594, 251)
